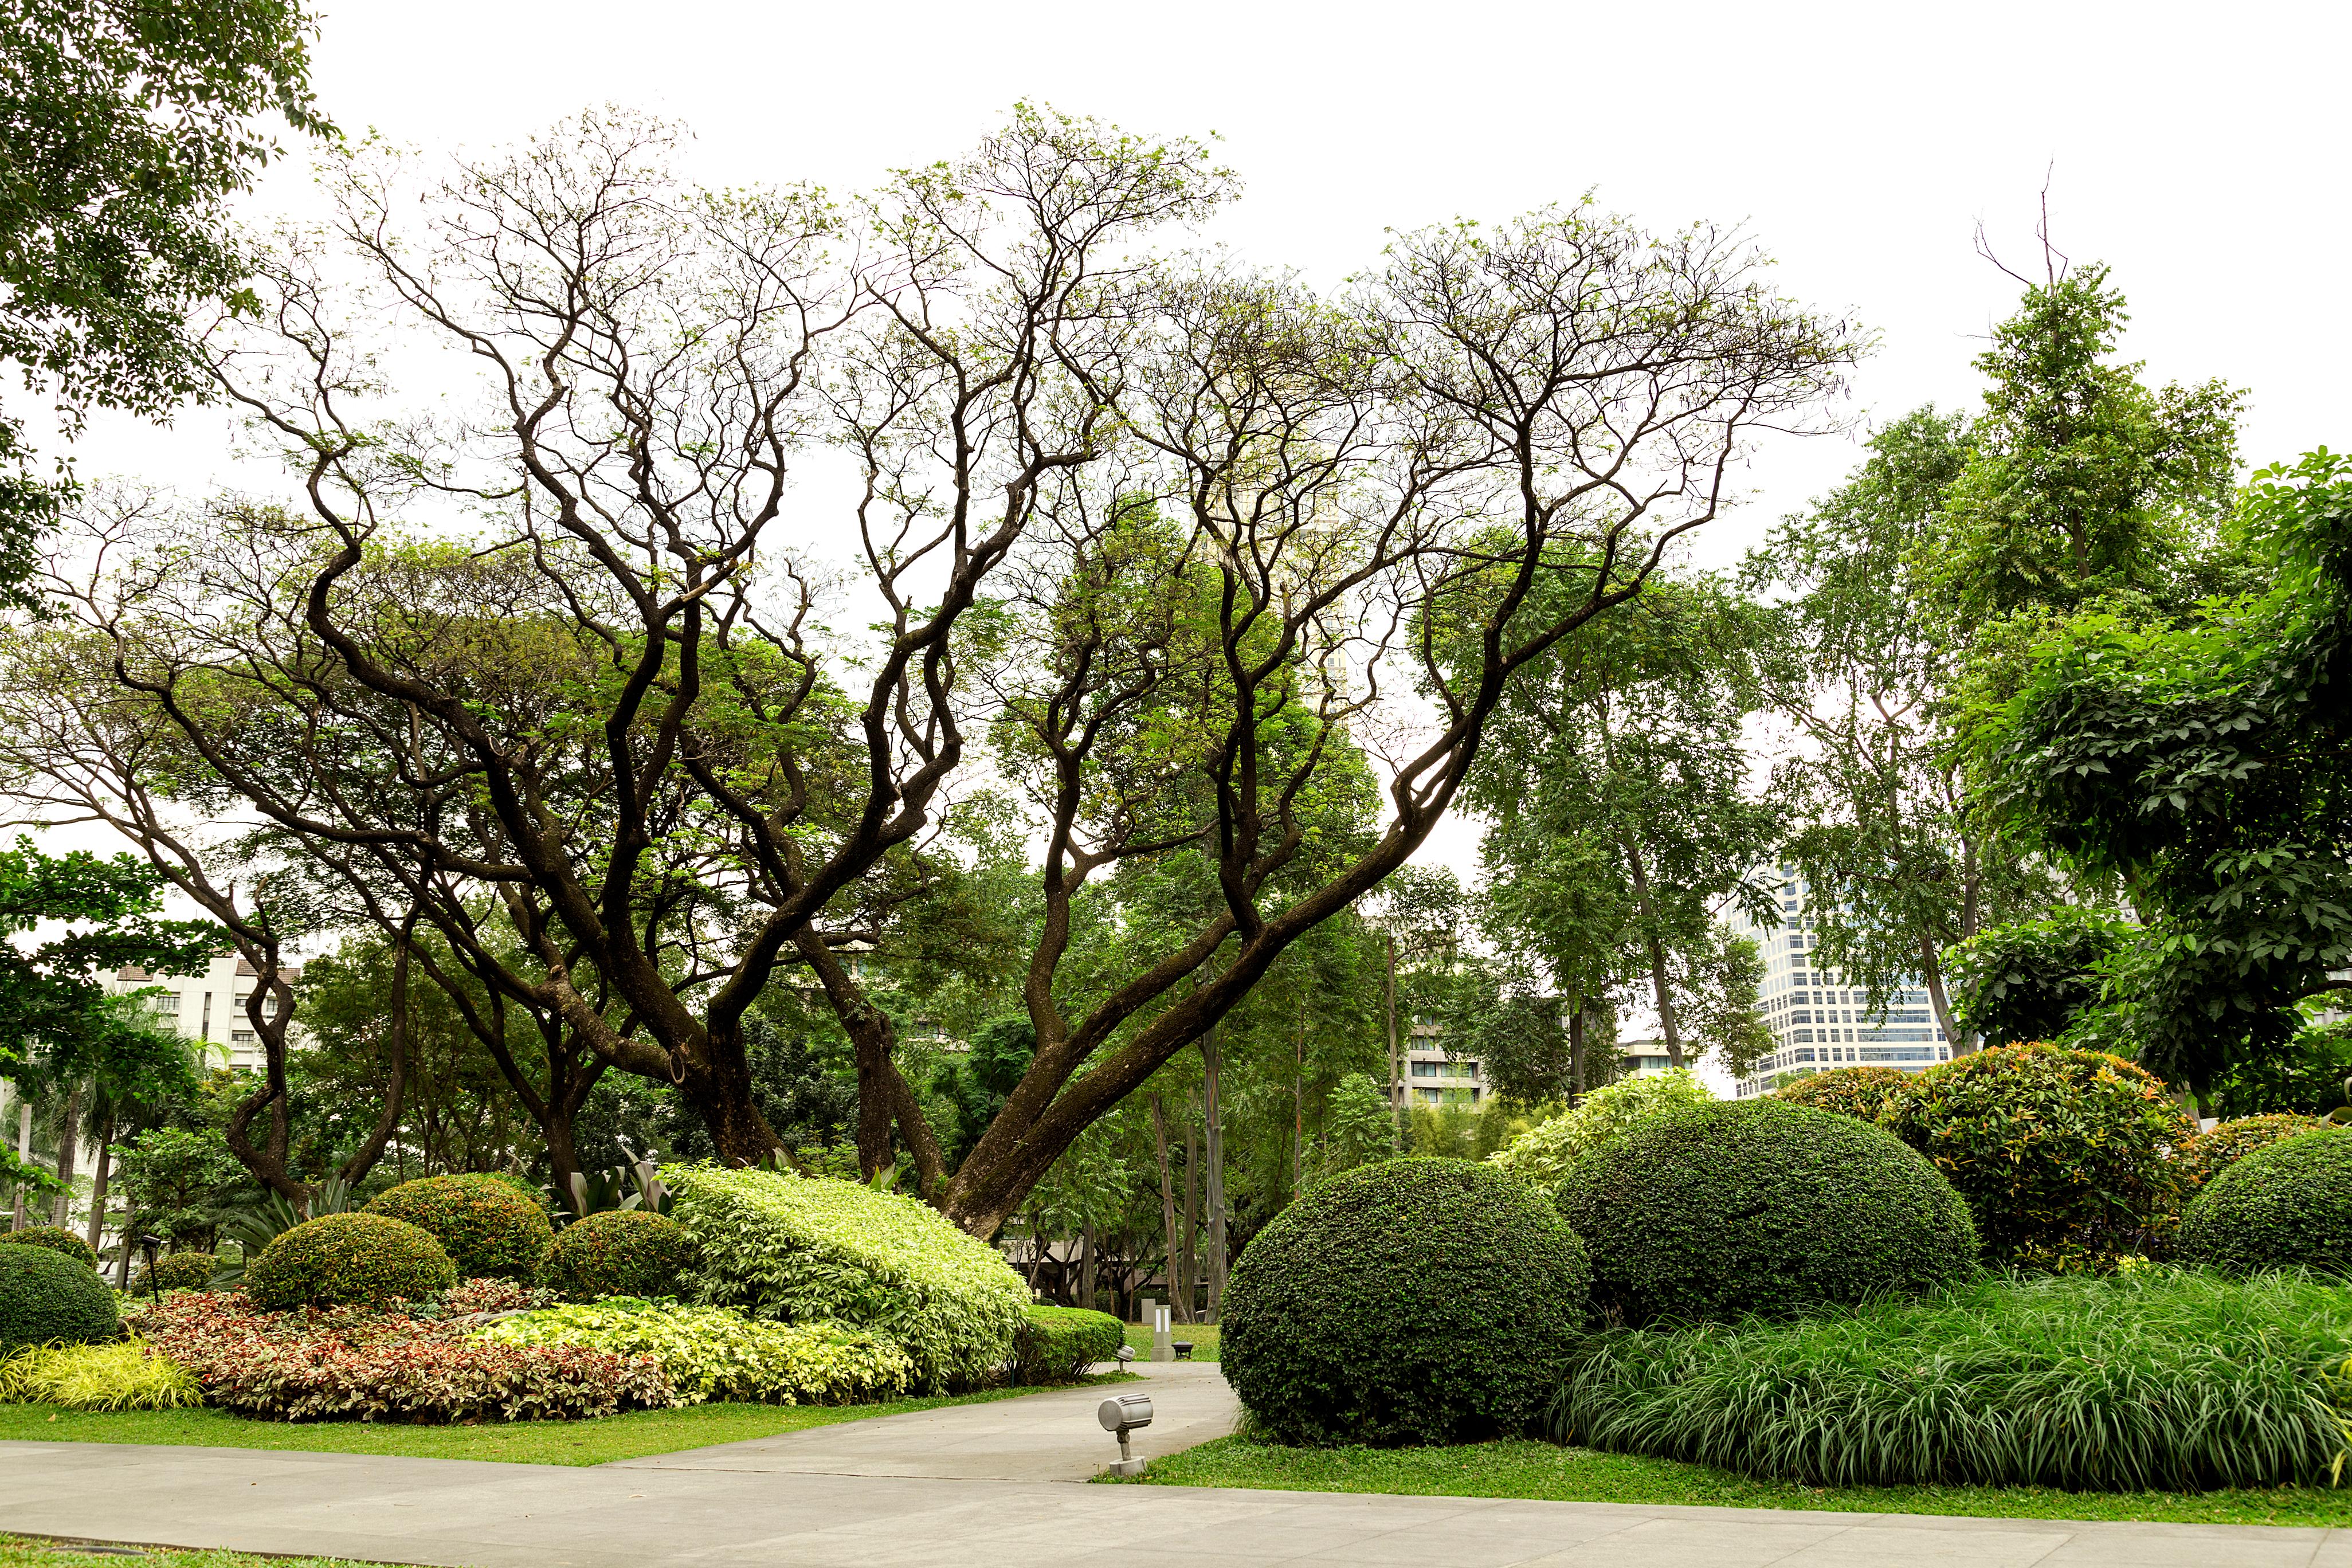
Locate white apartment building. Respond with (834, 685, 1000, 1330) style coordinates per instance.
(108, 953, 304, 1070)
(1404, 1013, 1484, 1104)
(1727, 869, 1951, 1097)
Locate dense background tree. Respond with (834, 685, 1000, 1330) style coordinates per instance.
(0, 0, 330, 608)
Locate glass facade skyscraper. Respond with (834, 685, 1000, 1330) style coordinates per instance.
(1728, 868, 1951, 1097)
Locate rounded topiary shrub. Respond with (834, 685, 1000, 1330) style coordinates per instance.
(0, 1240, 118, 1351)
(1555, 1098, 1977, 1325)
(2178, 1128, 2352, 1278)
(365, 1173, 553, 1283)
(0, 1225, 98, 1268)
(1220, 1157, 1590, 1446)
(143, 1251, 219, 1293)
(1879, 1044, 2196, 1271)
(244, 1213, 457, 1309)
(545, 1209, 696, 1300)
(1773, 1065, 1914, 1124)
(2180, 1114, 2331, 1192)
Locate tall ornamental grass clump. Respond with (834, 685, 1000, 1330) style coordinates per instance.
(1486, 1069, 1711, 1191)
(1553, 1271, 2352, 1492)
(1221, 1158, 1590, 1445)
(0, 1340, 203, 1410)
(664, 1165, 1028, 1391)
(1554, 1099, 1976, 1325)
(1880, 1044, 2194, 1271)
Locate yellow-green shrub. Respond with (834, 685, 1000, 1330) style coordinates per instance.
(0, 1339, 203, 1410)
(664, 1165, 1028, 1391)
(474, 1298, 911, 1404)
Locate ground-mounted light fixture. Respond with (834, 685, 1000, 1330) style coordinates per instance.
(1098, 1391, 1154, 1476)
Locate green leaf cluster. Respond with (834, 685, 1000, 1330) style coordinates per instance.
(475, 1299, 912, 1405)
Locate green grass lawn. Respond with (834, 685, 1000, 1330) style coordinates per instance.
(3, 1536, 389, 1568)
(1121, 1437, 2352, 1528)
(0, 1379, 1125, 1468)
(1122, 1322, 1218, 1363)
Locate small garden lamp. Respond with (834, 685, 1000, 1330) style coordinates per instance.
(1098, 1391, 1153, 1476)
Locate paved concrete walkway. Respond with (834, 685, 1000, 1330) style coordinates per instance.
(4, 1360, 2345, 1567)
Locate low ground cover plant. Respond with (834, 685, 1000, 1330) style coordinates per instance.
(1222, 1158, 1590, 1447)
(1880, 1044, 2193, 1271)
(665, 1164, 1028, 1391)
(1010, 1305, 1124, 1385)
(0, 1241, 117, 1351)
(0, 1226, 98, 1268)
(366, 1174, 554, 1284)
(544, 1208, 696, 1300)
(1555, 1099, 1976, 1324)
(2177, 1128, 2352, 1277)
(132, 1288, 675, 1421)
(1552, 1270, 2352, 1492)
(1770, 1065, 1912, 1123)
(245, 1213, 458, 1310)
(475, 1298, 911, 1404)
(1486, 1070, 1712, 1191)
(0, 1339, 202, 1410)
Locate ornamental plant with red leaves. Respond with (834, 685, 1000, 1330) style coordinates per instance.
(133, 1287, 676, 1422)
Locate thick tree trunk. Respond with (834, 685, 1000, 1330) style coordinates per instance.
(1920, 935, 1969, 1057)
(1079, 1225, 1097, 1311)
(674, 1017, 790, 1165)
(1621, 838, 1684, 1069)
(793, 931, 945, 1192)
(52, 1084, 81, 1229)
(1203, 1028, 1227, 1322)
(84, 1108, 113, 1255)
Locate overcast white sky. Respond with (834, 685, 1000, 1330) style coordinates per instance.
(49, 0, 2352, 1028)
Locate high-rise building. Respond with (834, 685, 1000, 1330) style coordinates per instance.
(1727, 868, 1950, 1097)
(107, 953, 304, 1071)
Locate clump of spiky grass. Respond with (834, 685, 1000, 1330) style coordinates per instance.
(0, 1339, 203, 1411)
(1553, 1269, 2352, 1492)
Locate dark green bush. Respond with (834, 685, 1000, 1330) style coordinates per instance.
(1220, 1157, 1590, 1446)
(1009, 1304, 1124, 1385)
(0, 1225, 97, 1268)
(143, 1251, 219, 1293)
(2178, 1128, 2352, 1278)
(0, 1240, 118, 1351)
(1879, 1044, 2195, 1271)
(2179, 1113, 2330, 1191)
(1771, 1065, 1913, 1124)
(244, 1213, 457, 1308)
(1556, 1098, 1977, 1325)
(544, 1209, 696, 1301)
(365, 1174, 553, 1283)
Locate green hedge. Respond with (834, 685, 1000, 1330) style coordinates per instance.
(1880, 1044, 2194, 1271)
(475, 1298, 912, 1404)
(664, 1165, 1029, 1391)
(2180, 1114, 2331, 1192)
(545, 1209, 696, 1300)
(2178, 1128, 2352, 1278)
(1486, 1070, 1712, 1191)
(1221, 1158, 1590, 1445)
(0, 1226, 97, 1269)
(366, 1174, 554, 1283)
(1010, 1305, 1124, 1385)
(143, 1252, 219, 1293)
(0, 1241, 117, 1351)
(1770, 1065, 1913, 1124)
(1555, 1099, 1977, 1325)
(245, 1213, 458, 1309)
(1555, 1271, 2352, 1491)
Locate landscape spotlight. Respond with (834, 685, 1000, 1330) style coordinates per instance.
(1098, 1391, 1154, 1476)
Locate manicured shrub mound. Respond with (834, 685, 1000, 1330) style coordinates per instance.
(0, 1339, 202, 1410)
(0, 1241, 118, 1351)
(545, 1209, 696, 1300)
(366, 1173, 554, 1283)
(142, 1251, 219, 1293)
(2181, 1114, 2330, 1191)
(1555, 1098, 1976, 1325)
(1555, 1271, 2352, 1491)
(0, 1225, 97, 1268)
(664, 1165, 1029, 1391)
(1880, 1044, 2193, 1271)
(1771, 1065, 1912, 1124)
(1010, 1305, 1125, 1385)
(244, 1213, 457, 1310)
(135, 1291, 675, 1421)
(2178, 1128, 2352, 1278)
(1221, 1157, 1590, 1446)
(1487, 1069, 1712, 1191)
(476, 1299, 911, 1404)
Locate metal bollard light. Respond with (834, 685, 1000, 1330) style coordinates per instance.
(1098, 1391, 1154, 1476)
